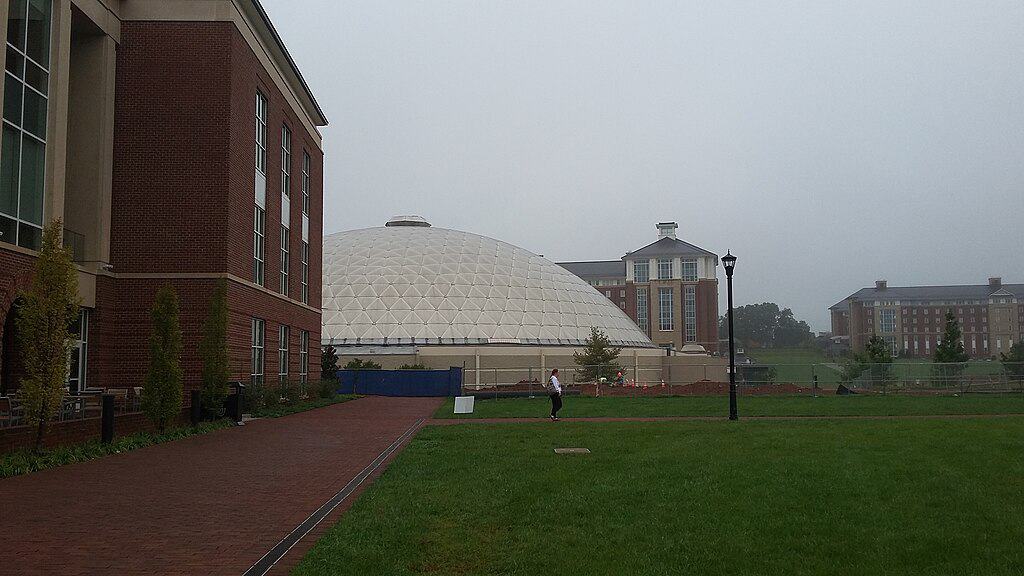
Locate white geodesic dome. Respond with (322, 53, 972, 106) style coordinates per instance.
(321, 218, 653, 348)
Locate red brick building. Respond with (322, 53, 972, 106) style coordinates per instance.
(0, 0, 327, 395)
(830, 278, 1023, 358)
(559, 222, 721, 353)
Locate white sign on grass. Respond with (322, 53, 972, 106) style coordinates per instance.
(454, 396, 475, 414)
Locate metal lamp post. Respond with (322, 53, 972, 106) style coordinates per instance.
(722, 251, 738, 421)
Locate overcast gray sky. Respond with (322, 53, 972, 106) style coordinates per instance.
(264, 0, 1024, 330)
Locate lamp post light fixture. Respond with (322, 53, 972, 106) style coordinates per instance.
(722, 251, 738, 421)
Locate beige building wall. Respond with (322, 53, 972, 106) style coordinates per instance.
(336, 345, 727, 389)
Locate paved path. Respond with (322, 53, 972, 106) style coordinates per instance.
(0, 396, 441, 576)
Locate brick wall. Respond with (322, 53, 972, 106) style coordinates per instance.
(111, 22, 233, 274)
(696, 279, 719, 353)
(0, 406, 193, 454)
(0, 248, 35, 395)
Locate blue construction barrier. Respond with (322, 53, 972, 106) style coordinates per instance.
(336, 367, 463, 397)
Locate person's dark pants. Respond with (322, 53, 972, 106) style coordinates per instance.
(550, 393, 562, 417)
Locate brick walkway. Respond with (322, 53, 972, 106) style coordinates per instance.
(0, 396, 441, 576)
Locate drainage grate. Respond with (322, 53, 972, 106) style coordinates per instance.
(554, 448, 591, 454)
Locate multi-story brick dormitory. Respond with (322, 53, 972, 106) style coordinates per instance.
(0, 0, 327, 397)
(558, 222, 720, 353)
(830, 278, 1023, 358)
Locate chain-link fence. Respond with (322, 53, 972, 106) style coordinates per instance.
(459, 362, 1024, 399)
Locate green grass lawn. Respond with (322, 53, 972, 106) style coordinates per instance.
(434, 394, 1024, 419)
(293, 418, 1024, 575)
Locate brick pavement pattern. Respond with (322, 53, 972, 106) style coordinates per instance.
(0, 396, 441, 576)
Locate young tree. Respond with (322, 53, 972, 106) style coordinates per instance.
(321, 343, 339, 380)
(142, 284, 184, 432)
(933, 311, 969, 390)
(1000, 341, 1024, 387)
(840, 335, 893, 391)
(15, 220, 80, 451)
(573, 327, 623, 382)
(198, 279, 229, 418)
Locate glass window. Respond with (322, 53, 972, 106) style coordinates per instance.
(280, 225, 289, 295)
(299, 330, 309, 385)
(278, 325, 289, 384)
(253, 206, 265, 285)
(657, 258, 673, 280)
(25, 0, 50, 67)
(633, 261, 649, 283)
(301, 150, 310, 215)
(658, 287, 674, 331)
(301, 240, 309, 304)
(281, 125, 291, 197)
(251, 318, 265, 386)
(0, 126, 18, 216)
(880, 309, 896, 333)
(255, 92, 267, 174)
(67, 309, 89, 393)
(18, 135, 43, 224)
(684, 285, 696, 342)
(1, 0, 50, 250)
(636, 288, 648, 334)
(681, 259, 697, 281)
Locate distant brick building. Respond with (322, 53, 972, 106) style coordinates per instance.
(830, 278, 1023, 358)
(559, 222, 720, 353)
(0, 0, 327, 395)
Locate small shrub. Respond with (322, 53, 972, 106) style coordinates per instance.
(142, 284, 184, 432)
(283, 382, 303, 405)
(319, 379, 338, 399)
(344, 358, 382, 370)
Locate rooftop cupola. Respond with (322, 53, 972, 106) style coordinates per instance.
(656, 222, 678, 240)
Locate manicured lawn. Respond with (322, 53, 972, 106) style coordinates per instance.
(434, 394, 1024, 419)
(294, 418, 1024, 575)
(746, 348, 842, 385)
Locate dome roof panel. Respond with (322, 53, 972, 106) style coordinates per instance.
(322, 224, 653, 347)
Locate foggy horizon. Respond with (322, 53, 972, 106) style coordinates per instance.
(263, 0, 1024, 331)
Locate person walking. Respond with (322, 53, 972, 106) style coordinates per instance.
(548, 368, 562, 421)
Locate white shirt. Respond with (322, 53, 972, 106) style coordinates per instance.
(550, 375, 561, 393)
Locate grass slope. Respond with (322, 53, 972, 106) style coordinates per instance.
(434, 394, 1024, 419)
(294, 418, 1024, 575)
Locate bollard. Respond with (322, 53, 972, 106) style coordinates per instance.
(190, 389, 201, 426)
(101, 394, 115, 444)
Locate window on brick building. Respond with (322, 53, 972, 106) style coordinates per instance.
(251, 318, 265, 386)
(684, 285, 696, 342)
(280, 225, 289, 295)
(281, 125, 291, 198)
(301, 150, 310, 215)
(0, 0, 53, 250)
(681, 259, 697, 282)
(301, 241, 309, 304)
(299, 330, 309, 385)
(253, 206, 265, 286)
(658, 287, 674, 331)
(278, 325, 289, 385)
(255, 92, 267, 174)
(633, 261, 649, 283)
(636, 288, 649, 335)
(657, 258, 673, 280)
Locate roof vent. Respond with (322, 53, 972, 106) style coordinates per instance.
(875, 280, 887, 290)
(989, 277, 1002, 288)
(656, 222, 678, 240)
(385, 215, 431, 227)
